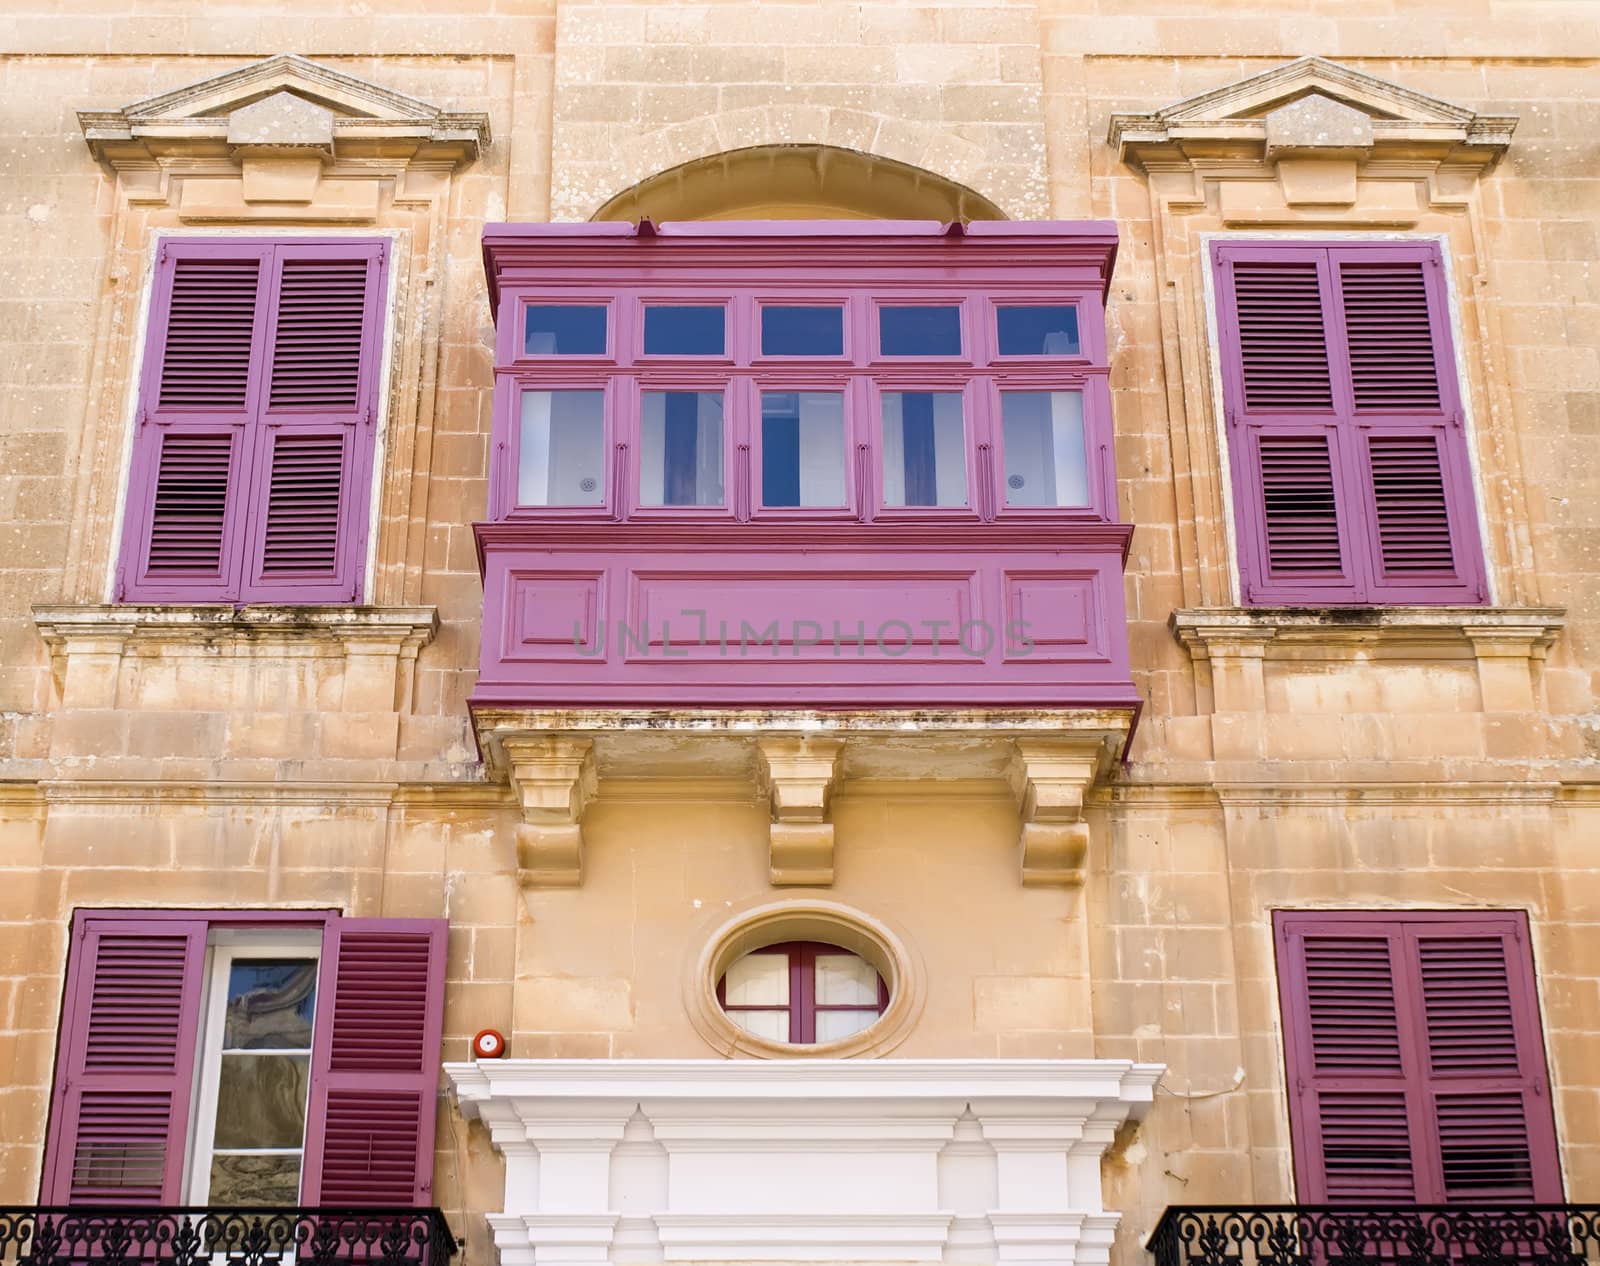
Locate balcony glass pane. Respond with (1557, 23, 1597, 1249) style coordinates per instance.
(815, 953, 879, 1005)
(761, 391, 846, 507)
(523, 304, 607, 355)
(996, 305, 1080, 356)
(881, 391, 966, 507)
(815, 1010, 878, 1042)
(223, 959, 317, 1050)
(213, 1053, 310, 1149)
(879, 305, 961, 357)
(761, 305, 844, 356)
(519, 390, 606, 506)
(724, 953, 789, 1006)
(207, 1154, 302, 1207)
(640, 391, 724, 506)
(1002, 391, 1088, 507)
(643, 304, 725, 355)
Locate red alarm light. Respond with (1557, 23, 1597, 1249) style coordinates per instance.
(473, 1028, 507, 1059)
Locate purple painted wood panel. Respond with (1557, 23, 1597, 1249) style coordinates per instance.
(40, 917, 208, 1204)
(475, 221, 1138, 716)
(119, 238, 387, 604)
(1275, 910, 1562, 1205)
(1213, 240, 1486, 606)
(302, 917, 447, 1206)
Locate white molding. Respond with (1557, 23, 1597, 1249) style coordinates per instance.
(448, 1058, 1163, 1265)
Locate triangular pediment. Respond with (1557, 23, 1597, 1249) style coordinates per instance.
(1110, 56, 1514, 166)
(80, 53, 490, 165)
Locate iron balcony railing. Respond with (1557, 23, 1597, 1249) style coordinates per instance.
(1150, 1206, 1600, 1266)
(0, 1208, 456, 1266)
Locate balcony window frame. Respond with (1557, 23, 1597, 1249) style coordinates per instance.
(870, 377, 983, 521)
(626, 376, 737, 519)
(749, 375, 860, 521)
(984, 295, 1096, 365)
(987, 373, 1114, 522)
(752, 297, 853, 364)
(496, 374, 619, 521)
(637, 295, 736, 363)
(870, 297, 974, 365)
(511, 295, 618, 364)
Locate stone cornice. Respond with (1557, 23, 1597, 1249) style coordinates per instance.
(1170, 606, 1565, 659)
(34, 604, 439, 653)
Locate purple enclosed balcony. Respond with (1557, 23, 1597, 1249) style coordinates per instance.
(470, 221, 1138, 882)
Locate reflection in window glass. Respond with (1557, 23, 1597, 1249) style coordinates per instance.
(879, 305, 961, 357)
(640, 391, 724, 506)
(1002, 391, 1088, 507)
(519, 390, 605, 506)
(996, 305, 1080, 356)
(761, 391, 845, 507)
(523, 304, 607, 355)
(881, 391, 966, 507)
(643, 305, 725, 355)
(761, 306, 844, 356)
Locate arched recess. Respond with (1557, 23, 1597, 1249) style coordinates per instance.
(591, 144, 1007, 223)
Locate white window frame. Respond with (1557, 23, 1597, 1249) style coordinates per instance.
(184, 929, 322, 1205)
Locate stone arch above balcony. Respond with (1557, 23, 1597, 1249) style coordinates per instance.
(570, 129, 1020, 223)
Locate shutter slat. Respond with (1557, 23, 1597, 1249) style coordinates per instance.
(1436, 1093, 1536, 1199)
(145, 435, 232, 578)
(1232, 261, 1334, 410)
(1258, 433, 1345, 575)
(1317, 1091, 1418, 1202)
(267, 259, 371, 410)
(303, 919, 446, 1206)
(1340, 262, 1443, 410)
(156, 260, 261, 410)
(1368, 434, 1456, 575)
(260, 434, 345, 576)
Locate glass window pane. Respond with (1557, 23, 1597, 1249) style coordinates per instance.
(524, 305, 607, 356)
(213, 1054, 310, 1149)
(223, 959, 317, 1050)
(761, 391, 845, 507)
(724, 953, 790, 1006)
(727, 1010, 791, 1042)
(640, 391, 724, 506)
(519, 390, 606, 506)
(643, 305, 725, 355)
(762, 306, 844, 356)
(815, 953, 879, 1005)
(208, 1154, 302, 1207)
(997, 305, 1080, 356)
(815, 1009, 878, 1042)
(879, 306, 961, 357)
(881, 392, 967, 507)
(1002, 391, 1088, 507)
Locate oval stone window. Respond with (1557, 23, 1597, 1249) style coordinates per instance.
(717, 941, 888, 1045)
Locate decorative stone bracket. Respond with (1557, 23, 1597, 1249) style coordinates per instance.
(1007, 736, 1121, 888)
(504, 736, 598, 888)
(754, 736, 844, 886)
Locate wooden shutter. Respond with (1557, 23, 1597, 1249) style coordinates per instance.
(239, 242, 385, 603)
(1277, 911, 1562, 1204)
(120, 238, 386, 605)
(302, 918, 447, 1206)
(1213, 241, 1485, 605)
(40, 917, 207, 1204)
(120, 244, 271, 601)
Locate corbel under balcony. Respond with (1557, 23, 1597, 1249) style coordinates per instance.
(1170, 606, 1566, 714)
(475, 708, 1134, 891)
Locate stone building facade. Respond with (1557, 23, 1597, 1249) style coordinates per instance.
(1, 2, 1597, 1265)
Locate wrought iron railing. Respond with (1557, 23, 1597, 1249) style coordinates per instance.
(1150, 1206, 1600, 1266)
(0, 1208, 456, 1266)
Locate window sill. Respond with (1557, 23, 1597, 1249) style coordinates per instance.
(33, 604, 439, 710)
(1169, 606, 1565, 713)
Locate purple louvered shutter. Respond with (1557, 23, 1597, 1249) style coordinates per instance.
(1214, 241, 1485, 605)
(40, 917, 207, 1204)
(302, 918, 446, 1205)
(119, 244, 270, 601)
(119, 238, 385, 605)
(1277, 912, 1562, 1203)
(239, 241, 386, 603)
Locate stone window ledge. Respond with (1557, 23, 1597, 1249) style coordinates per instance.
(33, 605, 439, 710)
(1171, 607, 1565, 714)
